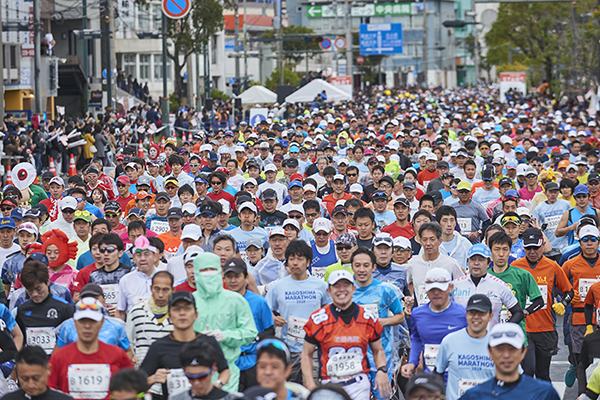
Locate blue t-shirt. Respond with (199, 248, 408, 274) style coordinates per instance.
(532, 199, 570, 249)
(1, 252, 26, 285)
(84, 203, 104, 219)
(440, 189, 452, 199)
(374, 210, 396, 231)
(56, 316, 130, 350)
(472, 187, 500, 204)
(509, 239, 525, 264)
(408, 301, 468, 371)
(237, 290, 274, 371)
(459, 374, 560, 400)
(266, 275, 331, 353)
(435, 328, 495, 400)
(309, 240, 338, 274)
(230, 226, 270, 261)
(0, 303, 16, 331)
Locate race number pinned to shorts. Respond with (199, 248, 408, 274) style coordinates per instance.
(526, 285, 548, 310)
(457, 218, 472, 235)
(167, 369, 192, 395)
(326, 352, 363, 378)
(417, 285, 430, 305)
(68, 364, 111, 399)
(287, 316, 308, 343)
(458, 379, 485, 397)
(150, 220, 170, 235)
(423, 344, 440, 369)
(312, 267, 326, 280)
(100, 284, 119, 306)
(579, 278, 600, 302)
(26, 327, 56, 354)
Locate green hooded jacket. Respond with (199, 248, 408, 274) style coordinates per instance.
(192, 252, 258, 392)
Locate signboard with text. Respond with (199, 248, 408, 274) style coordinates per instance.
(359, 23, 403, 55)
(499, 72, 527, 102)
(307, 3, 421, 18)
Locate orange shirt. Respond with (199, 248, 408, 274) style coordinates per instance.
(584, 281, 600, 325)
(512, 256, 572, 332)
(563, 254, 600, 325)
(157, 231, 182, 258)
(323, 192, 354, 216)
(471, 180, 499, 198)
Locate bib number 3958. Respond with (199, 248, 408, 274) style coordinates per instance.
(68, 364, 111, 399)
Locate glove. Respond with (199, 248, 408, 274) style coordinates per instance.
(206, 329, 226, 342)
(573, 290, 581, 303)
(586, 325, 594, 337)
(552, 302, 566, 315)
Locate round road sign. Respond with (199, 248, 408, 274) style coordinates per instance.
(356, 56, 364, 64)
(320, 38, 332, 50)
(334, 37, 346, 50)
(162, 0, 191, 19)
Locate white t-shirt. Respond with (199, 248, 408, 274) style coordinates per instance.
(407, 253, 465, 306)
(0, 243, 20, 271)
(257, 181, 288, 207)
(451, 273, 518, 328)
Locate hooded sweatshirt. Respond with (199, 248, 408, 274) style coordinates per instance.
(192, 253, 258, 392)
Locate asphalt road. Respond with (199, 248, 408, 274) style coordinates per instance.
(551, 314, 578, 400)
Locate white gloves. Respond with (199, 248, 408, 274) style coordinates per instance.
(203, 326, 226, 342)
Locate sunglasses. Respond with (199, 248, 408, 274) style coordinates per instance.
(501, 216, 521, 226)
(576, 194, 589, 199)
(62, 209, 75, 214)
(244, 184, 256, 189)
(76, 301, 101, 312)
(393, 247, 410, 252)
(450, 185, 458, 189)
(185, 368, 215, 381)
(581, 236, 599, 243)
(288, 214, 303, 219)
(490, 331, 519, 339)
(504, 195, 519, 202)
(531, 164, 543, 167)
(458, 189, 470, 194)
(336, 245, 353, 251)
(105, 212, 120, 218)
(526, 175, 537, 179)
(0, 207, 14, 212)
(165, 185, 178, 190)
(306, 213, 319, 218)
(346, 173, 358, 177)
(256, 338, 291, 363)
(210, 181, 222, 186)
(99, 246, 118, 254)
(189, 163, 200, 167)
(183, 212, 195, 218)
(202, 213, 216, 219)
(117, 183, 128, 188)
(521, 218, 531, 224)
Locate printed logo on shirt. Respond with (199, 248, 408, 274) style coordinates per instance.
(47, 308, 58, 319)
(311, 308, 328, 325)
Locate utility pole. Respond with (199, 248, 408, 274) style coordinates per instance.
(275, 0, 283, 85)
(104, 0, 113, 111)
(334, 0, 338, 74)
(33, 0, 42, 114)
(161, 13, 170, 133)
(234, 1, 240, 92)
(196, 52, 201, 110)
(471, 0, 479, 84)
(0, 4, 4, 120)
(345, 0, 353, 97)
(82, 0, 88, 111)
(422, 0, 428, 87)
(243, 0, 248, 88)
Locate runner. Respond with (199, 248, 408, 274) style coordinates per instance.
(556, 184, 600, 245)
(252, 227, 288, 289)
(454, 181, 490, 244)
(435, 206, 472, 271)
(301, 269, 391, 400)
(381, 198, 415, 239)
(532, 181, 571, 259)
(309, 218, 338, 279)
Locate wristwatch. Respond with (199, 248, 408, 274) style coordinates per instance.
(377, 366, 388, 373)
(215, 380, 223, 388)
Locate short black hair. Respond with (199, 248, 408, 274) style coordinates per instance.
(127, 220, 146, 234)
(323, 166, 336, 176)
(213, 233, 238, 252)
(285, 240, 313, 265)
(148, 236, 164, 254)
(178, 184, 194, 197)
(351, 247, 376, 264)
(15, 345, 47, 367)
(436, 205, 457, 221)
(168, 154, 184, 167)
(92, 218, 112, 232)
(418, 222, 442, 239)
(109, 369, 149, 394)
(464, 160, 476, 168)
(21, 261, 49, 289)
(69, 187, 87, 197)
(303, 200, 321, 214)
(98, 232, 125, 251)
(345, 198, 363, 209)
(346, 165, 359, 175)
(371, 165, 385, 175)
(412, 209, 432, 223)
(484, 224, 504, 242)
(180, 338, 220, 368)
(419, 194, 434, 207)
(354, 207, 375, 223)
(488, 231, 513, 249)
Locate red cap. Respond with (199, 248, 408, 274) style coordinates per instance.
(116, 175, 130, 185)
(290, 173, 304, 182)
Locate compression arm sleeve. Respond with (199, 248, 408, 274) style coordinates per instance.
(585, 303, 595, 326)
(508, 303, 524, 324)
(525, 296, 545, 315)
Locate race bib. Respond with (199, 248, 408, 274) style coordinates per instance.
(287, 316, 308, 343)
(526, 285, 548, 310)
(363, 303, 378, 316)
(580, 278, 600, 302)
(545, 215, 562, 232)
(457, 218, 472, 234)
(26, 327, 56, 354)
(326, 352, 363, 378)
(312, 267, 326, 280)
(68, 364, 111, 399)
(423, 344, 440, 369)
(500, 308, 509, 324)
(166, 369, 191, 395)
(100, 284, 119, 306)
(417, 285, 430, 305)
(458, 379, 485, 397)
(150, 220, 170, 235)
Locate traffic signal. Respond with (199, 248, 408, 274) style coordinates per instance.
(442, 20, 468, 28)
(304, 36, 324, 43)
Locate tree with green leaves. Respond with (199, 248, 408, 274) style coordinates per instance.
(262, 25, 321, 68)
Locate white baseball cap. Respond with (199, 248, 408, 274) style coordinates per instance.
(516, 207, 531, 218)
(269, 226, 287, 238)
(49, 176, 65, 187)
(264, 164, 277, 173)
(327, 269, 354, 285)
(181, 224, 202, 241)
(286, 204, 304, 215)
(61, 196, 78, 211)
(74, 298, 104, 322)
(17, 222, 38, 236)
(393, 236, 411, 250)
(238, 202, 257, 214)
(244, 177, 258, 187)
(184, 245, 204, 264)
(218, 199, 231, 214)
(304, 184, 316, 193)
(580, 225, 600, 239)
(424, 267, 452, 292)
(350, 183, 363, 193)
(181, 203, 197, 216)
(313, 217, 332, 233)
(488, 322, 524, 349)
(283, 218, 300, 231)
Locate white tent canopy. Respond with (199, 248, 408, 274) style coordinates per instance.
(237, 85, 277, 105)
(285, 79, 351, 103)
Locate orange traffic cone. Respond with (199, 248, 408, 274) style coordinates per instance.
(138, 141, 144, 158)
(160, 136, 165, 153)
(49, 157, 56, 176)
(68, 154, 77, 176)
(150, 137, 154, 145)
(188, 132, 193, 143)
(5, 165, 13, 186)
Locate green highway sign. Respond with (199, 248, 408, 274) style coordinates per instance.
(307, 2, 416, 18)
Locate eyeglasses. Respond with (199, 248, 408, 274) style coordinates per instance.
(244, 184, 256, 189)
(336, 245, 353, 250)
(183, 212, 195, 218)
(210, 181, 222, 186)
(202, 213, 216, 218)
(105, 212, 120, 218)
(288, 214, 303, 219)
(256, 338, 291, 363)
(581, 236, 599, 243)
(185, 368, 215, 381)
(99, 246, 118, 254)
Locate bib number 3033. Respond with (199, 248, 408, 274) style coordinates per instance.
(326, 352, 363, 379)
(26, 327, 56, 354)
(68, 364, 111, 399)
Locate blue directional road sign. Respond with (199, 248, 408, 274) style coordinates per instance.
(359, 23, 403, 55)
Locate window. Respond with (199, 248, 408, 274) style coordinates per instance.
(152, 4, 161, 30)
(154, 54, 171, 80)
(123, 54, 136, 78)
(140, 54, 150, 80)
(138, 4, 150, 30)
(211, 35, 218, 65)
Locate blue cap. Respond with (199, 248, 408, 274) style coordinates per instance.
(289, 145, 299, 153)
(515, 145, 525, 153)
(27, 252, 49, 266)
(494, 125, 502, 132)
(194, 176, 208, 184)
(575, 184, 590, 196)
(0, 217, 15, 229)
(504, 189, 520, 198)
(561, 149, 570, 155)
(288, 180, 303, 190)
(208, 151, 219, 162)
(468, 243, 491, 259)
(10, 209, 25, 221)
(426, 122, 434, 129)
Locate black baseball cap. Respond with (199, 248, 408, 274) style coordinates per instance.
(436, 161, 449, 169)
(589, 173, 600, 183)
(200, 202, 221, 215)
(261, 188, 278, 201)
(167, 207, 183, 219)
(406, 373, 444, 397)
(223, 257, 247, 275)
(332, 205, 348, 216)
(466, 294, 492, 313)
(155, 192, 171, 202)
(41, 171, 55, 180)
(79, 283, 104, 298)
(169, 291, 196, 309)
(430, 190, 443, 205)
(523, 227, 544, 248)
(545, 182, 559, 192)
(104, 200, 121, 213)
(498, 177, 513, 188)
